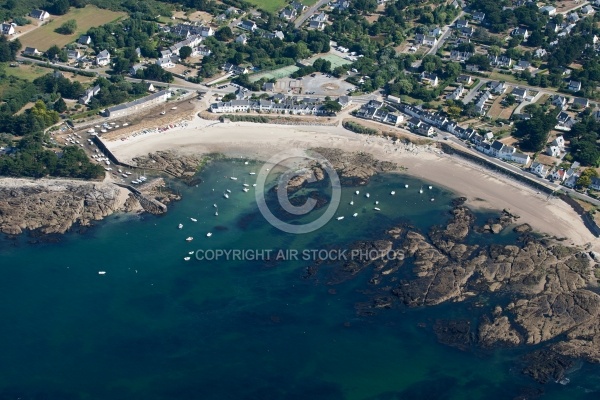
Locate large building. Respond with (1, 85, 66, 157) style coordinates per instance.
(102, 90, 170, 118)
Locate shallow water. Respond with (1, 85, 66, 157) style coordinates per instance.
(0, 159, 598, 399)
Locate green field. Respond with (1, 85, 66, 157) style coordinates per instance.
(19, 5, 126, 51)
(1, 63, 54, 80)
(246, 0, 318, 13)
(304, 53, 352, 69)
(249, 65, 300, 82)
(245, 0, 288, 13)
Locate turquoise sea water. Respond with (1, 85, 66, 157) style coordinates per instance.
(1, 160, 600, 399)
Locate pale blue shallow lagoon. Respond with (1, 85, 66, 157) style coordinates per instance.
(1, 159, 599, 399)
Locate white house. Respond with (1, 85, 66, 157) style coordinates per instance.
(236, 34, 248, 44)
(30, 9, 50, 21)
(547, 145, 561, 157)
(67, 50, 81, 61)
(95, 50, 111, 66)
(1, 22, 15, 35)
(280, 8, 297, 20)
(512, 87, 529, 102)
(456, 19, 469, 29)
(156, 57, 175, 68)
(552, 95, 568, 109)
(511, 27, 529, 39)
(473, 12, 485, 22)
(552, 135, 566, 149)
(238, 20, 257, 31)
(22, 47, 41, 56)
(531, 162, 549, 178)
(581, 5, 595, 15)
(420, 71, 439, 87)
(540, 6, 556, 16)
(511, 152, 530, 165)
(568, 80, 582, 92)
(200, 26, 214, 37)
(549, 169, 567, 182)
(78, 35, 92, 45)
(415, 34, 438, 46)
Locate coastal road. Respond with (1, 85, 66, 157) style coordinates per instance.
(294, 0, 329, 28)
(427, 11, 465, 56)
(462, 80, 486, 104)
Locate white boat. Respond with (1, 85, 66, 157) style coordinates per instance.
(430, 198, 435, 202)
(365, 193, 370, 198)
(206, 232, 212, 237)
(190, 218, 197, 222)
(243, 188, 249, 192)
(98, 271, 106, 275)
(252, 184, 256, 187)
(215, 211, 218, 216)
(249, 172, 256, 175)
(419, 187, 423, 194)
(132, 180, 139, 184)
(428, 186, 433, 190)
(230, 177, 238, 180)
(243, 184, 250, 187)
(337, 216, 345, 220)
(184, 257, 191, 261)
(353, 213, 358, 217)
(186, 237, 193, 242)
(375, 201, 379, 205)
(374, 207, 381, 211)
(355, 190, 360, 195)
(178, 224, 183, 229)
(226, 189, 231, 193)
(188, 251, 194, 255)
(224, 193, 229, 199)
(213, 204, 218, 208)
(391, 191, 395, 195)
(350, 200, 354, 205)
(404, 184, 409, 188)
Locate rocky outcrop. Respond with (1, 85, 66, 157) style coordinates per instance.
(132, 151, 207, 181)
(478, 312, 522, 348)
(309, 201, 600, 384)
(0, 179, 130, 235)
(310, 147, 397, 185)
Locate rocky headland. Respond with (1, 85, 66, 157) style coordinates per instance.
(307, 198, 600, 385)
(0, 179, 131, 235)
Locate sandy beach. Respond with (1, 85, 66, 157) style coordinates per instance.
(106, 115, 600, 250)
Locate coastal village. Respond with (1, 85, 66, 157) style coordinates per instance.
(1, 0, 600, 214)
(4, 1, 600, 394)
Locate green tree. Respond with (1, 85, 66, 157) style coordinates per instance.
(49, 0, 70, 15)
(179, 46, 192, 60)
(54, 97, 67, 113)
(322, 100, 342, 113)
(55, 19, 77, 35)
(488, 45, 501, 57)
(215, 26, 233, 41)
